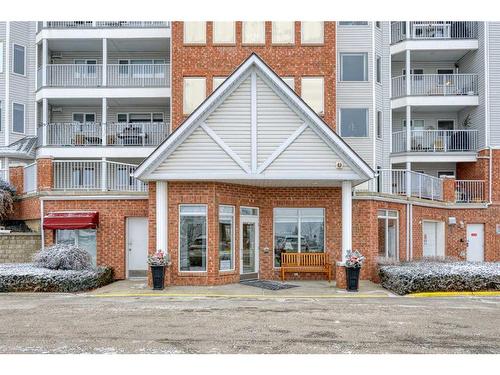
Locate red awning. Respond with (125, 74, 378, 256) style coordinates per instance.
(43, 211, 99, 230)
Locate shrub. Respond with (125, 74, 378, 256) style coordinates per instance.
(33, 244, 94, 271)
(0, 179, 16, 221)
(379, 260, 500, 295)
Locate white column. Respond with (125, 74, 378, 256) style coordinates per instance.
(101, 97, 107, 146)
(156, 181, 168, 254)
(406, 161, 412, 197)
(42, 39, 47, 87)
(341, 180, 353, 262)
(42, 98, 48, 146)
(405, 105, 411, 152)
(102, 38, 107, 87)
(101, 157, 107, 192)
(405, 49, 411, 96)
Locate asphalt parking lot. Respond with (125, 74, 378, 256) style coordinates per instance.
(0, 291, 499, 354)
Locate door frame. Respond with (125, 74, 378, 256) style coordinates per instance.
(125, 216, 149, 278)
(239, 207, 259, 277)
(466, 223, 485, 262)
(422, 220, 445, 258)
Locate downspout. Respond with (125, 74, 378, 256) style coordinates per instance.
(40, 198, 44, 250)
(484, 23, 492, 204)
(5, 22, 10, 147)
(489, 147, 493, 204)
(406, 202, 409, 261)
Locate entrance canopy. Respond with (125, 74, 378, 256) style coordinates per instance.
(43, 211, 99, 230)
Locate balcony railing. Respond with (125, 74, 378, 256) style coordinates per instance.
(392, 129, 478, 153)
(107, 64, 170, 87)
(53, 160, 147, 192)
(0, 169, 8, 182)
(40, 64, 170, 88)
(455, 180, 486, 203)
(363, 169, 443, 201)
(38, 122, 169, 147)
(23, 163, 37, 194)
(391, 74, 478, 98)
(42, 21, 170, 29)
(391, 21, 478, 44)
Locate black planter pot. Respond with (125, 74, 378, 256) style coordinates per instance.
(151, 265, 165, 290)
(345, 267, 361, 291)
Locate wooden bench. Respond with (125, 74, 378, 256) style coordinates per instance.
(280, 253, 331, 282)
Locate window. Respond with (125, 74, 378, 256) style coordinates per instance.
(213, 22, 235, 44)
(272, 22, 294, 44)
(282, 77, 295, 89)
(219, 205, 234, 271)
(301, 77, 324, 114)
(339, 21, 368, 26)
(0, 42, 3, 73)
(376, 21, 381, 28)
(13, 44, 25, 75)
(56, 229, 97, 266)
(212, 76, 227, 92)
(402, 119, 425, 130)
(438, 171, 455, 178)
(437, 119, 454, 130)
(274, 208, 325, 267)
(184, 22, 206, 44)
(340, 108, 368, 137)
(179, 205, 207, 272)
(12, 103, 25, 133)
(340, 53, 368, 81)
(117, 113, 164, 123)
(72, 113, 96, 123)
(301, 22, 324, 44)
(377, 210, 398, 260)
(376, 55, 381, 83)
(242, 22, 265, 45)
(376, 110, 382, 139)
(183, 77, 206, 115)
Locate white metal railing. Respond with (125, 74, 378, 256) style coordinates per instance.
(53, 160, 147, 192)
(364, 169, 443, 201)
(391, 21, 478, 44)
(0, 169, 8, 182)
(455, 180, 485, 203)
(392, 129, 478, 153)
(37, 67, 42, 89)
(23, 163, 37, 193)
(43, 21, 170, 29)
(38, 122, 169, 147)
(107, 64, 170, 87)
(45, 64, 103, 87)
(391, 74, 478, 98)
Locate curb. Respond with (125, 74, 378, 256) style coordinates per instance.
(88, 292, 393, 299)
(409, 291, 500, 297)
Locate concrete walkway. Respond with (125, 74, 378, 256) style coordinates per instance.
(88, 279, 396, 298)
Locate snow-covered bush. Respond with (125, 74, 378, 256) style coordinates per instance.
(33, 244, 94, 271)
(0, 263, 113, 292)
(0, 178, 16, 221)
(379, 260, 500, 295)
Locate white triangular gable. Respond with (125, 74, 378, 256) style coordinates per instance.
(135, 54, 374, 185)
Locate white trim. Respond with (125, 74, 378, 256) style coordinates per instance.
(218, 204, 235, 272)
(39, 195, 147, 201)
(239, 206, 259, 276)
(12, 102, 26, 134)
(178, 203, 208, 273)
(257, 123, 308, 174)
(12, 43, 26, 77)
(251, 70, 258, 173)
(156, 181, 168, 254)
(377, 209, 399, 261)
(4, 23, 10, 146)
(341, 180, 353, 261)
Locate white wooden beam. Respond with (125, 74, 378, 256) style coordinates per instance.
(251, 70, 257, 173)
(200, 123, 251, 174)
(257, 123, 308, 174)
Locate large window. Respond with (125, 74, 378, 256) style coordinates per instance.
(377, 210, 398, 260)
(274, 208, 325, 267)
(213, 22, 235, 44)
(183, 77, 206, 114)
(340, 53, 368, 81)
(301, 77, 324, 114)
(13, 44, 25, 75)
(242, 22, 265, 45)
(340, 108, 368, 137)
(272, 22, 294, 44)
(184, 22, 206, 44)
(12, 103, 25, 133)
(301, 22, 324, 44)
(179, 205, 207, 272)
(219, 205, 234, 271)
(56, 229, 97, 266)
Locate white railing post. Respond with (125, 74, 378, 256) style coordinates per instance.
(406, 21, 411, 39)
(406, 163, 411, 197)
(101, 158, 107, 192)
(102, 97, 107, 146)
(102, 38, 107, 87)
(42, 39, 47, 87)
(406, 106, 411, 152)
(42, 98, 48, 146)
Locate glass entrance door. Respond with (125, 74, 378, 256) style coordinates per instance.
(240, 208, 259, 280)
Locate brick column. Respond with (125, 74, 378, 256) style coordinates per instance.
(36, 157, 53, 191)
(442, 176, 456, 203)
(335, 263, 347, 289)
(8, 166, 24, 195)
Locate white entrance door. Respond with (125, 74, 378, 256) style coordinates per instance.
(126, 217, 149, 277)
(240, 210, 259, 280)
(423, 221, 445, 257)
(466, 224, 484, 262)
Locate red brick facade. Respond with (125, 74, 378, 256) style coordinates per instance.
(171, 21, 336, 130)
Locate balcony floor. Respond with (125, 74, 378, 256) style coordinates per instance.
(390, 151, 478, 164)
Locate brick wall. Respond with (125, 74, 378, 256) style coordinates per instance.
(171, 21, 336, 130)
(0, 233, 41, 263)
(9, 166, 24, 195)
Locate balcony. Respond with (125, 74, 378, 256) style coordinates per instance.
(392, 130, 478, 153)
(41, 21, 170, 29)
(392, 74, 478, 98)
(455, 180, 486, 203)
(38, 122, 169, 147)
(391, 21, 478, 44)
(53, 160, 147, 193)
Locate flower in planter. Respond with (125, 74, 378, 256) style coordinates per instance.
(147, 250, 170, 266)
(345, 250, 365, 268)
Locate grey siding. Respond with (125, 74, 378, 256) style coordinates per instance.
(488, 22, 500, 146)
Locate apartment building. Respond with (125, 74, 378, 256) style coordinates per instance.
(2, 21, 500, 288)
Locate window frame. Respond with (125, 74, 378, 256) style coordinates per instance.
(301, 76, 324, 114)
(12, 43, 26, 76)
(376, 55, 382, 84)
(55, 229, 97, 266)
(218, 205, 235, 272)
(178, 204, 208, 273)
(12, 102, 25, 134)
(376, 110, 382, 139)
(183, 77, 206, 115)
(272, 21, 295, 45)
(183, 21, 207, 45)
(273, 207, 326, 268)
(212, 21, 236, 45)
(300, 21, 324, 45)
(242, 21, 266, 45)
(340, 53, 368, 82)
(116, 112, 165, 123)
(339, 108, 369, 138)
(377, 209, 399, 260)
(402, 119, 425, 130)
